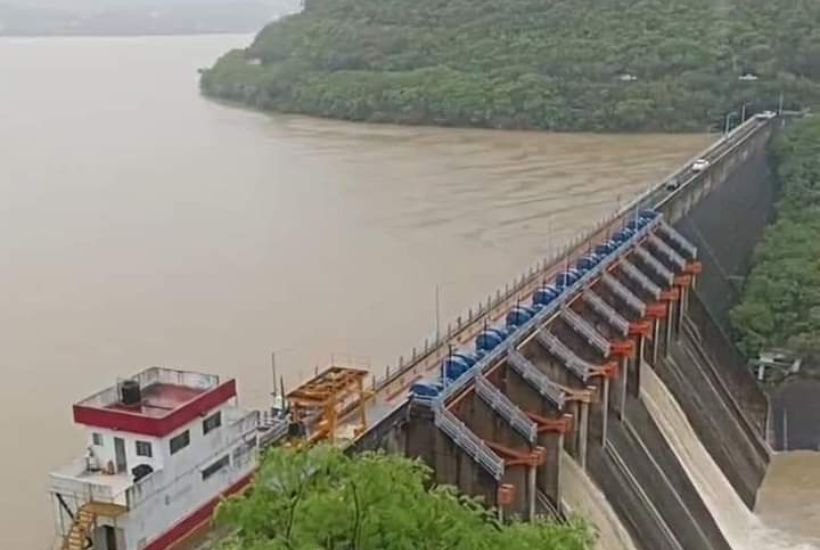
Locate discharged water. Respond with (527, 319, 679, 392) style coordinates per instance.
(560, 450, 639, 550)
(640, 362, 820, 549)
(0, 34, 717, 549)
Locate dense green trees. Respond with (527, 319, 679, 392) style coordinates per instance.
(215, 446, 592, 550)
(731, 118, 820, 367)
(200, 0, 820, 131)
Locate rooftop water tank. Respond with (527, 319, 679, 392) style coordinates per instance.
(120, 380, 141, 407)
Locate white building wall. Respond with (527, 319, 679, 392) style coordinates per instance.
(86, 428, 164, 475)
(121, 404, 259, 550)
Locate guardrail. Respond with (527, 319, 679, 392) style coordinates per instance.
(620, 259, 662, 299)
(507, 350, 567, 409)
(475, 375, 538, 443)
(353, 115, 773, 445)
(650, 228, 691, 266)
(634, 247, 674, 286)
(562, 308, 611, 357)
(434, 404, 505, 480)
(602, 275, 647, 316)
(427, 214, 661, 406)
(583, 291, 630, 337)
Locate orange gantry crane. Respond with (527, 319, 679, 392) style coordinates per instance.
(286, 365, 370, 445)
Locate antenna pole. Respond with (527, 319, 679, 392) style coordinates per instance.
(435, 283, 441, 341)
(271, 352, 277, 400)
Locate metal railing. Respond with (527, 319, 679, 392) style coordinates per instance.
(561, 308, 611, 357)
(582, 291, 630, 337)
(369, 116, 769, 418)
(634, 247, 675, 286)
(651, 228, 693, 266)
(535, 331, 594, 382)
(619, 259, 662, 300)
(507, 350, 567, 409)
(602, 274, 647, 316)
(434, 405, 505, 480)
(428, 215, 663, 406)
(258, 413, 289, 449)
(475, 375, 537, 443)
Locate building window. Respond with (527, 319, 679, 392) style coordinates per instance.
(202, 455, 229, 481)
(136, 440, 152, 458)
(169, 430, 190, 455)
(92, 433, 103, 446)
(202, 411, 222, 435)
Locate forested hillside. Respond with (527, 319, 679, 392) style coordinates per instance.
(200, 0, 820, 131)
(732, 117, 820, 370)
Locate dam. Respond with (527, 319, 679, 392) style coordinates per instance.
(342, 113, 816, 549)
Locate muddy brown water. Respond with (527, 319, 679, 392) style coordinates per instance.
(0, 34, 725, 548)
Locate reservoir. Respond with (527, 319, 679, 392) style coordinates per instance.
(0, 34, 714, 548)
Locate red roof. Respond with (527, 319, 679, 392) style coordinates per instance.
(73, 368, 236, 437)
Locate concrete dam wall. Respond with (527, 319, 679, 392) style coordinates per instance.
(352, 117, 781, 550)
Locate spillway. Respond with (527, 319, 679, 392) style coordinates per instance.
(349, 115, 820, 550)
(642, 359, 819, 550)
(560, 450, 638, 550)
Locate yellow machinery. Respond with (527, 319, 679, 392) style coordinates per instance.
(287, 366, 370, 445)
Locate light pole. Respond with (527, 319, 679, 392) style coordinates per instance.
(741, 102, 750, 122)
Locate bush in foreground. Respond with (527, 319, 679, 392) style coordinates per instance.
(215, 445, 592, 550)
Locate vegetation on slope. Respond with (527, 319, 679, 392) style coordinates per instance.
(731, 117, 820, 368)
(200, 0, 820, 131)
(215, 446, 592, 550)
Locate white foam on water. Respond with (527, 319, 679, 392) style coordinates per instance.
(559, 450, 640, 550)
(640, 362, 820, 550)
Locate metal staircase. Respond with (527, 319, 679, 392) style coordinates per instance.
(602, 274, 646, 317)
(561, 308, 611, 357)
(434, 405, 505, 480)
(61, 501, 127, 550)
(475, 375, 537, 443)
(582, 291, 630, 337)
(657, 221, 697, 260)
(535, 331, 594, 382)
(619, 259, 662, 299)
(507, 350, 567, 409)
(62, 505, 95, 550)
(634, 247, 674, 286)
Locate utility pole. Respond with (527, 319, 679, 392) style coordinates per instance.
(271, 351, 277, 401)
(724, 112, 737, 134)
(435, 284, 441, 341)
(741, 102, 749, 123)
(778, 92, 785, 114)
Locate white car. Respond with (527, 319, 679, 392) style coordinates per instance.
(756, 110, 777, 120)
(692, 159, 710, 172)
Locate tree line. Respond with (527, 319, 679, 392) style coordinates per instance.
(731, 117, 820, 370)
(200, 0, 820, 131)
